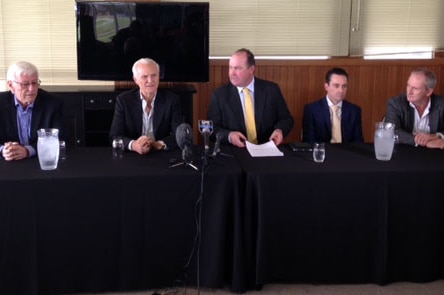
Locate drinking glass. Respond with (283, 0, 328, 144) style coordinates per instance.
(313, 142, 325, 163)
(112, 138, 124, 159)
(59, 140, 66, 160)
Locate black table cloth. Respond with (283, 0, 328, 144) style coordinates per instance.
(0, 147, 244, 295)
(1, 143, 444, 294)
(232, 143, 444, 288)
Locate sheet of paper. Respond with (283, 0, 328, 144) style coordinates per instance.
(246, 140, 284, 157)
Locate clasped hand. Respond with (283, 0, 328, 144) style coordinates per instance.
(2, 142, 28, 161)
(132, 136, 165, 155)
(414, 133, 438, 147)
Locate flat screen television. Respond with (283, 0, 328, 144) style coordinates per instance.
(76, 1, 209, 82)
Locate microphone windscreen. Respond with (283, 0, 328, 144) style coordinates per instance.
(176, 123, 193, 150)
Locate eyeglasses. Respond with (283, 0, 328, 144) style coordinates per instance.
(12, 80, 41, 88)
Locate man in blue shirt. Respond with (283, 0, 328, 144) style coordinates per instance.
(0, 61, 63, 160)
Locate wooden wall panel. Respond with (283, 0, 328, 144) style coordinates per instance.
(190, 58, 444, 143)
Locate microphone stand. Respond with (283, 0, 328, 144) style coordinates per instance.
(169, 146, 199, 171)
(201, 146, 211, 169)
(210, 132, 233, 159)
(169, 160, 199, 171)
(180, 121, 216, 293)
(178, 145, 208, 295)
(194, 153, 208, 295)
(193, 136, 233, 292)
(194, 134, 213, 294)
(212, 150, 234, 158)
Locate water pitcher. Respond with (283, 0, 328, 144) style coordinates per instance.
(374, 122, 395, 161)
(37, 128, 60, 170)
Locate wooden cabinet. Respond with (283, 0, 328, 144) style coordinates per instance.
(51, 90, 85, 148)
(82, 91, 120, 147)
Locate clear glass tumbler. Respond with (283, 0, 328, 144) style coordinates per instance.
(112, 138, 124, 159)
(313, 142, 325, 163)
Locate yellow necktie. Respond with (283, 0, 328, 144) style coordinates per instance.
(330, 104, 342, 143)
(243, 88, 257, 144)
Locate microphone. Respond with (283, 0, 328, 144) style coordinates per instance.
(198, 120, 213, 156)
(202, 128, 211, 155)
(212, 132, 222, 157)
(176, 123, 194, 163)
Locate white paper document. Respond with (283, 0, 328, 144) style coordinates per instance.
(246, 140, 284, 157)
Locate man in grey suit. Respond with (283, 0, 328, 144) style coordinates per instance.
(0, 61, 64, 161)
(426, 137, 444, 149)
(385, 68, 444, 146)
(207, 48, 294, 147)
(109, 58, 183, 154)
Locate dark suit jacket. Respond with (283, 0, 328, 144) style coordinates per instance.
(109, 88, 183, 149)
(302, 97, 364, 143)
(0, 89, 64, 155)
(385, 93, 444, 145)
(207, 78, 294, 144)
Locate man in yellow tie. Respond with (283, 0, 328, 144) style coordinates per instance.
(302, 67, 364, 144)
(207, 48, 294, 148)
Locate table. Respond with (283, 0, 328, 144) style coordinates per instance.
(2, 143, 444, 294)
(232, 143, 444, 288)
(0, 147, 245, 295)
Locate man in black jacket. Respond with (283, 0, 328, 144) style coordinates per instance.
(109, 58, 183, 154)
(0, 61, 64, 161)
(208, 48, 294, 147)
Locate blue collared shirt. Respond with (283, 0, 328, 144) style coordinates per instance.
(15, 97, 36, 157)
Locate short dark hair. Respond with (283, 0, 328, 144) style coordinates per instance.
(325, 67, 349, 84)
(234, 48, 256, 67)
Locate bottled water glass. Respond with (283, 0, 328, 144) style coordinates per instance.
(112, 138, 124, 159)
(313, 142, 325, 163)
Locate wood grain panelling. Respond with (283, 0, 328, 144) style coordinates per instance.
(190, 58, 444, 143)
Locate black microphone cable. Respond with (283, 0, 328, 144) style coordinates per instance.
(177, 179, 202, 292)
(176, 147, 212, 295)
(187, 157, 210, 295)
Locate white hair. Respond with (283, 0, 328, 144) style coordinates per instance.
(6, 61, 39, 81)
(132, 58, 160, 76)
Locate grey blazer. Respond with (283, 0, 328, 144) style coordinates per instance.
(385, 93, 444, 145)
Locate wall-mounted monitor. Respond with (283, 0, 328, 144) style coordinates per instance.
(76, 1, 209, 82)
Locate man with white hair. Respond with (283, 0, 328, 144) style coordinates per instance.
(109, 58, 183, 154)
(0, 61, 64, 161)
(385, 68, 444, 146)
